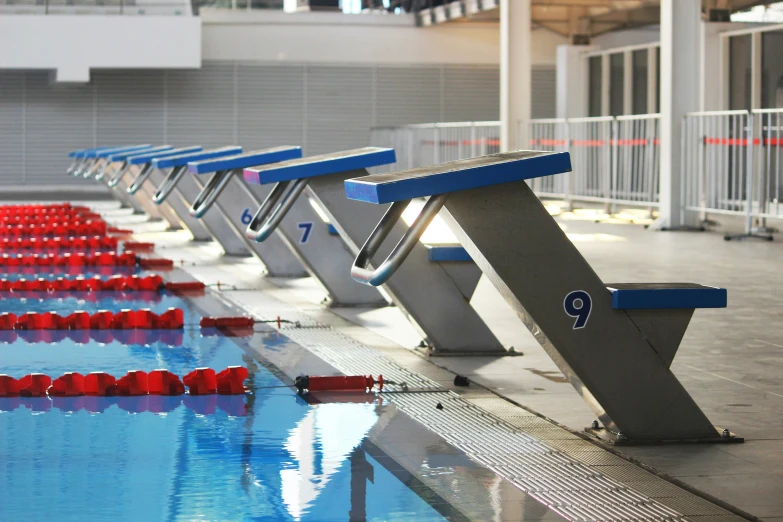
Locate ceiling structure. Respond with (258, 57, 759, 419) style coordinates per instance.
(416, 0, 775, 38)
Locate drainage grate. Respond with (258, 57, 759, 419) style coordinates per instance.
(224, 287, 743, 522)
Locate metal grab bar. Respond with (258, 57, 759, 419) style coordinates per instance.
(75, 159, 95, 178)
(190, 169, 235, 218)
(245, 178, 309, 242)
(351, 194, 448, 287)
(107, 162, 131, 187)
(66, 160, 77, 176)
(83, 159, 105, 179)
(152, 166, 186, 204)
(94, 161, 115, 182)
(127, 164, 154, 195)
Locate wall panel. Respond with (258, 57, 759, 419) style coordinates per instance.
(0, 61, 509, 186)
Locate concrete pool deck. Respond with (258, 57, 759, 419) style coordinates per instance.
(109, 205, 781, 521)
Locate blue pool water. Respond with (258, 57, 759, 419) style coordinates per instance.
(0, 290, 451, 521)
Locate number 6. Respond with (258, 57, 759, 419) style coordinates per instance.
(564, 290, 592, 330)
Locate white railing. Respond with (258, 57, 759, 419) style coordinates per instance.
(369, 121, 500, 174)
(371, 116, 661, 211)
(682, 108, 783, 236)
(0, 0, 192, 15)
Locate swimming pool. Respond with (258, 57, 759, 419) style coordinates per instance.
(0, 279, 457, 521)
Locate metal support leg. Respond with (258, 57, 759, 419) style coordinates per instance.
(439, 180, 724, 442)
(194, 170, 383, 304)
(156, 170, 251, 257)
(148, 168, 214, 242)
(188, 172, 309, 278)
(306, 170, 504, 354)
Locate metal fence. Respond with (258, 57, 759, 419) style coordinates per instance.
(369, 122, 500, 174)
(371, 115, 661, 211)
(682, 109, 783, 235)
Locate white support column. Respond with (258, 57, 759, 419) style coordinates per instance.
(556, 45, 597, 120)
(655, 0, 701, 229)
(500, 0, 531, 152)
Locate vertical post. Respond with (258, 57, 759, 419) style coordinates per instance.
(623, 51, 633, 116)
(601, 54, 610, 116)
(647, 46, 658, 113)
(500, 0, 531, 152)
(655, 0, 701, 229)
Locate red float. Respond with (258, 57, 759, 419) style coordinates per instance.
(294, 375, 382, 394)
(0, 221, 107, 237)
(18, 373, 52, 397)
(0, 375, 20, 397)
(84, 372, 117, 396)
(183, 368, 218, 395)
(137, 257, 174, 269)
(165, 281, 206, 294)
(0, 308, 184, 331)
(123, 241, 154, 252)
(49, 373, 86, 397)
(199, 316, 255, 329)
(148, 370, 186, 396)
(115, 371, 149, 396)
(216, 366, 249, 395)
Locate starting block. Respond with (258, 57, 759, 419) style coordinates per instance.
(147, 147, 256, 257)
(188, 148, 385, 306)
(122, 147, 213, 241)
(344, 150, 739, 444)
(97, 146, 186, 228)
(243, 147, 504, 354)
(82, 146, 157, 215)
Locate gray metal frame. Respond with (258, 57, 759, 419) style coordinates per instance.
(192, 168, 386, 306)
(150, 164, 307, 276)
(345, 152, 740, 444)
(245, 162, 504, 355)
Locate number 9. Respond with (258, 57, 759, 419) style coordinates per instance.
(564, 290, 592, 330)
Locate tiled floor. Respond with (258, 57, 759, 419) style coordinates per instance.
(127, 208, 782, 520)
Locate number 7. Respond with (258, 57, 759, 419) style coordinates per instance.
(297, 222, 313, 244)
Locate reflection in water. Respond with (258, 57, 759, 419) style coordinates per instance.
(0, 316, 448, 521)
(349, 447, 374, 522)
(281, 403, 379, 520)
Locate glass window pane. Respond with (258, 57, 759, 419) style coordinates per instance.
(632, 49, 649, 114)
(729, 34, 752, 110)
(762, 29, 783, 108)
(609, 53, 624, 116)
(589, 56, 602, 117)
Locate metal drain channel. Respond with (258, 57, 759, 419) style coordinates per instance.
(227, 289, 745, 522)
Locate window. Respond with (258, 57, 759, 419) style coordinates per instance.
(729, 34, 752, 110)
(609, 53, 624, 116)
(588, 56, 602, 117)
(632, 49, 649, 114)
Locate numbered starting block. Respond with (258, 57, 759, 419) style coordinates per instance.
(343, 150, 738, 445)
(83, 145, 162, 216)
(188, 148, 384, 304)
(145, 147, 257, 258)
(243, 147, 505, 354)
(120, 147, 213, 241)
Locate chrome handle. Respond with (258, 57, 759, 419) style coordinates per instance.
(107, 162, 130, 187)
(66, 160, 77, 176)
(94, 161, 114, 182)
(127, 164, 153, 195)
(152, 165, 186, 204)
(190, 170, 234, 218)
(72, 159, 87, 177)
(84, 159, 105, 179)
(350, 194, 447, 287)
(245, 178, 309, 242)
